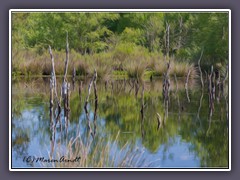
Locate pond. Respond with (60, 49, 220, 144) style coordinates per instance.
(11, 76, 229, 168)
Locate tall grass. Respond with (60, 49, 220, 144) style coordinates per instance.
(12, 49, 66, 76)
(72, 60, 89, 76)
(123, 58, 147, 80)
(41, 132, 153, 168)
(87, 55, 113, 82)
(153, 59, 197, 78)
(12, 49, 197, 81)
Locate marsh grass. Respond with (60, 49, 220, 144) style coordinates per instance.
(13, 49, 66, 76)
(87, 57, 112, 82)
(72, 60, 89, 76)
(12, 49, 197, 81)
(41, 132, 154, 168)
(123, 58, 147, 80)
(153, 59, 198, 79)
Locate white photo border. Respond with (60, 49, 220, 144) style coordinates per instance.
(9, 9, 231, 171)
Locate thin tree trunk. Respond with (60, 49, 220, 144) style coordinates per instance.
(185, 69, 191, 103)
(198, 49, 204, 89)
(48, 45, 61, 125)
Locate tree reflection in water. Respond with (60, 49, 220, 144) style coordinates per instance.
(12, 77, 229, 168)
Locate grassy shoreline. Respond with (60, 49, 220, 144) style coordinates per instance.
(12, 49, 198, 80)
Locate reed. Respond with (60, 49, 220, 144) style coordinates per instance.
(41, 132, 153, 168)
(152, 59, 197, 79)
(88, 58, 112, 82)
(12, 49, 197, 81)
(124, 58, 147, 80)
(73, 60, 89, 76)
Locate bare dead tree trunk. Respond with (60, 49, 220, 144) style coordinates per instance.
(140, 83, 145, 139)
(185, 69, 191, 103)
(50, 75, 54, 127)
(63, 32, 69, 83)
(197, 49, 204, 126)
(157, 113, 162, 130)
(93, 73, 98, 104)
(178, 15, 183, 49)
(222, 64, 228, 96)
(93, 101, 98, 138)
(208, 73, 212, 109)
(164, 30, 166, 61)
(207, 67, 215, 135)
(61, 33, 71, 126)
(225, 95, 229, 126)
(63, 83, 70, 122)
(84, 69, 97, 110)
(62, 32, 70, 101)
(84, 69, 97, 139)
(93, 73, 98, 137)
(166, 22, 170, 60)
(216, 70, 221, 103)
(208, 66, 214, 117)
(48, 45, 61, 125)
(212, 71, 216, 100)
(163, 62, 171, 95)
(162, 62, 171, 124)
(135, 80, 140, 97)
(198, 49, 204, 89)
(204, 70, 208, 84)
(72, 67, 76, 90)
(49, 46, 58, 102)
(206, 67, 215, 134)
(64, 83, 70, 136)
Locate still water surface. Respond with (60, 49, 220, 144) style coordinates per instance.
(12, 77, 229, 168)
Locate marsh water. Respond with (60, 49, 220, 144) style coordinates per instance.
(12, 77, 229, 168)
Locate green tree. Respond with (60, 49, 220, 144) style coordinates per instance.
(176, 13, 229, 66)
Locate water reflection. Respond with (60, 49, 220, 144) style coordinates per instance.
(12, 77, 229, 168)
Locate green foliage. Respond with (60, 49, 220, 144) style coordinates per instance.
(176, 13, 229, 65)
(12, 12, 229, 71)
(12, 77, 228, 167)
(120, 27, 144, 45)
(113, 42, 148, 62)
